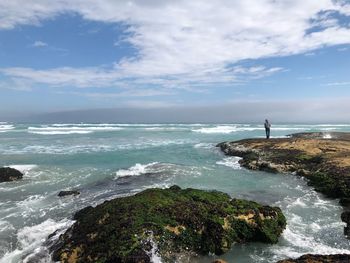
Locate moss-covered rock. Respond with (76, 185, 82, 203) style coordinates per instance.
(0, 167, 23, 183)
(51, 186, 286, 263)
(218, 132, 350, 236)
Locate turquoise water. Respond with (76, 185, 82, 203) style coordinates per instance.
(1, 123, 350, 262)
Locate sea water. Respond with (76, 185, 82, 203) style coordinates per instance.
(0, 123, 350, 263)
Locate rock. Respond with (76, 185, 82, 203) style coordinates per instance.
(341, 211, 350, 236)
(276, 254, 350, 262)
(51, 186, 286, 263)
(0, 167, 23, 183)
(217, 132, 350, 237)
(212, 259, 228, 263)
(339, 197, 350, 208)
(58, 190, 80, 197)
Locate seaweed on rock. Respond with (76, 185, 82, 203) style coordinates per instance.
(51, 186, 286, 263)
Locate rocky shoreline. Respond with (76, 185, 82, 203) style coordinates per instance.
(218, 132, 350, 262)
(51, 185, 286, 263)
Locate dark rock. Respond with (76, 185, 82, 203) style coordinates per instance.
(217, 132, 350, 237)
(212, 260, 228, 263)
(340, 197, 350, 208)
(0, 167, 23, 183)
(51, 186, 286, 263)
(58, 190, 80, 197)
(341, 211, 350, 236)
(276, 254, 350, 263)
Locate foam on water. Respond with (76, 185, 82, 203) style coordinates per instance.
(29, 130, 93, 135)
(192, 125, 238, 134)
(141, 231, 163, 263)
(267, 187, 350, 260)
(0, 124, 14, 132)
(0, 219, 74, 263)
(7, 165, 38, 174)
(193, 142, 215, 149)
(115, 162, 160, 177)
(216, 156, 242, 169)
(323, 133, 332, 139)
(192, 125, 313, 134)
(27, 125, 124, 135)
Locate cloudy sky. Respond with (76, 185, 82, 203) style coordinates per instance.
(0, 0, 350, 122)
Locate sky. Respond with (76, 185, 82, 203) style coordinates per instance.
(0, 0, 350, 122)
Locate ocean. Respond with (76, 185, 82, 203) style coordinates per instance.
(1, 122, 350, 263)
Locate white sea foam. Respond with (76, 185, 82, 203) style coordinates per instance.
(27, 125, 123, 135)
(29, 130, 93, 135)
(0, 124, 14, 132)
(323, 133, 332, 139)
(143, 127, 188, 131)
(192, 125, 312, 134)
(0, 220, 15, 233)
(0, 139, 194, 155)
(7, 164, 38, 174)
(269, 186, 350, 260)
(192, 126, 238, 134)
(115, 162, 201, 180)
(0, 219, 74, 263)
(144, 231, 163, 263)
(115, 162, 159, 178)
(216, 156, 242, 169)
(273, 226, 350, 257)
(194, 142, 214, 149)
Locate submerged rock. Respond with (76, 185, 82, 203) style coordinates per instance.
(212, 259, 228, 263)
(51, 186, 286, 263)
(0, 167, 23, 183)
(218, 132, 350, 236)
(276, 254, 350, 263)
(58, 190, 80, 197)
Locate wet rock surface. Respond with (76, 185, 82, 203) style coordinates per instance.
(58, 190, 80, 197)
(51, 186, 286, 263)
(276, 254, 350, 263)
(0, 167, 23, 183)
(217, 132, 350, 237)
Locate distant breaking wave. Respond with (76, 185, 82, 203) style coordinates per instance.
(27, 126, 124, 135)
(0, 124, 14, 132)
(191, 125, 321, 134)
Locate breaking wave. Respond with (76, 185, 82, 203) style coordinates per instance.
(27, 126, 123, 135)
(216, 156, 242, 169)
(115, 162, 160, 177)
(0, 219, 73, 263)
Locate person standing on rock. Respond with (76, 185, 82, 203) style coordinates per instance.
(264, 119, 271, 139)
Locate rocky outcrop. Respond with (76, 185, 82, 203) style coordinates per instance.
(58, 190, 80, 197)
(0, 167, 23, 183)
(217, 132, 350, 236)
(51, 185, 286, 263)
(276, 254, 350, 263)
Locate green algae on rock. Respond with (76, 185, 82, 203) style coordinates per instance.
(217, 132, 350, 237)
(51, 185, 286, 263)
(217, 132, 350, 200)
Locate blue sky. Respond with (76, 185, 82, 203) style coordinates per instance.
(0, 0, 350, 121)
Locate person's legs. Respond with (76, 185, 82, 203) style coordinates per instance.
(267, 128, 270, 139)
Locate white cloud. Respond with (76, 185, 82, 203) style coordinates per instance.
(32, 40, 48, 47)
(0, 0, 350, 91)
